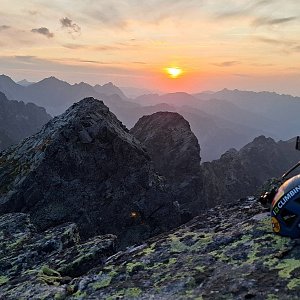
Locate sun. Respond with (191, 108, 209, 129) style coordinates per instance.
(165, 67, 183, 79)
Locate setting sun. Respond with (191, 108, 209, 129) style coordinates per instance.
(165, 67, 183, 79)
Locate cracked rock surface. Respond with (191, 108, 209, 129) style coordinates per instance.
(2, 198, 300, 299)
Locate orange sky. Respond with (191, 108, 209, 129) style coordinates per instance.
(1, 0, 300, 94)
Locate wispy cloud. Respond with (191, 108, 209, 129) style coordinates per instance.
(255, 36, 283, 45)
(62, 43, 85, 49)
(0, 25, 10, 31)
(60, 17, 81, 37)
(213, 61, 241, 67)
(86, 5, 128, 29)
(31, 27, 54, 38)
(255, 36, 300, 53)
(292, 45, 300, 52)
(94, 45, 120, 51)
(28, 10, 38, 15)
(252, 16, 297, 26)
(255, 36, 296, 47)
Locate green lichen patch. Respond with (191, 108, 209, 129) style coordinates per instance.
(38, 266, 62, 286)
(275, 259, 300, 279)
(92, 274, 113, 290)
(126, 261, 145, 273)
(0, 275, 9, 286)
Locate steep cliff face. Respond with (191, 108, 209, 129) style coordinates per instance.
(0, 98, 181, 247)
(130, 112, 204, 213)
(2, 198, 300, 299)
(0, 92, 51, 150)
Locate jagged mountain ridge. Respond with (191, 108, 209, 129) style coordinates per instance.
(201, 136, 300, 207)
(2, 74, 293, 161)
(131, 90, 300, 159)
(194, 88, 300, 139)
(0, 97, 181, 247)
(0, 92, 51, 151)
(0, 75, 131, 116)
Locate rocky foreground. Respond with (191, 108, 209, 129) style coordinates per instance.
(1, 198, 300, 299)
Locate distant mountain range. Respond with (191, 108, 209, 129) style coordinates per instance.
(1, 74, 300, 160)
(130, 89, 300, 160)
(120, 86, 162, 98)
(17, 79, 35, 86)
(0, 75, 128, 116)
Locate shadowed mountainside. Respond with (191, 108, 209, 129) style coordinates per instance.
(201, 136, 300, 206)
(130, 112, 203, 215)
(0, 92, 51, 151)
(1, 98, 300, 298)
(0, 97, 181, 248)
(130, 112, 300, 210)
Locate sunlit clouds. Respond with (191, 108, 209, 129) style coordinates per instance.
(1, 0, 300, 94)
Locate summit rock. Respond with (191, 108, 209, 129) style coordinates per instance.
(131, 112, 203, 214)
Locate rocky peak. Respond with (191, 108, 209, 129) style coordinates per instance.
(130, 111, 201, 182)
(130, 112, 203, 216)
(33, 77, 70, 89)
(0, 97, 181, 247)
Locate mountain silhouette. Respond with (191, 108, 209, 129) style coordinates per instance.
(0, 91, 51, 150)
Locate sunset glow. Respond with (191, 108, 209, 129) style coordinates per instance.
(1, 1, 300, 94)
(166, 67, 183, 79)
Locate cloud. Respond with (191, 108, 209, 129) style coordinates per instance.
(94, 45, 120, 51)
(252, 16, 297, 26)
(255, 36, 296, 47)
(0, 25, 10, 31)
(31, 27, 54, 38)
(86, 6, 127, 29)
(255, 36, 300, 54)
(83, 0, 202, 29)
(62, 43, 85, 49)
(215, 0, 291, 21)
(292, 45, 300, 52)
(60, 17, 81, 36)
(213, 61, 241, 67)
(28, 10, 38, 15)
(255, 36, 282, 45)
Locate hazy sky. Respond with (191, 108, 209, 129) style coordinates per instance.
(1, 0, 300, 94)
